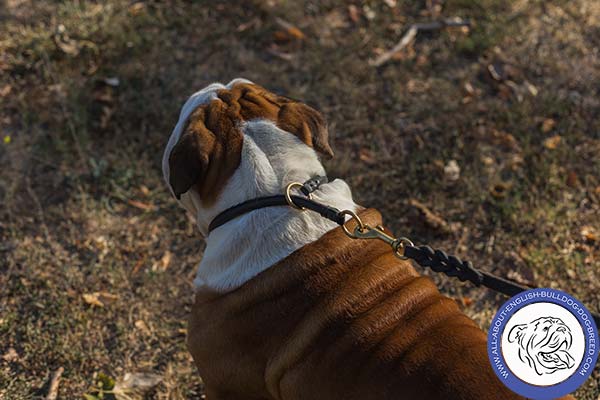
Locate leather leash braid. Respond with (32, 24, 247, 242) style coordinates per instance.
(208, 178, 600, 327)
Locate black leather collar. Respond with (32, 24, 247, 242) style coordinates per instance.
(208, 176, 344, 233)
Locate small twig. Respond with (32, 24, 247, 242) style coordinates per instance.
(407, 198, 452, 235)
(274, 17, 298, 32)
(46, 367, 64, 400)
(266, 46, 294, 61)
(370, 17, 471, 67)
(370, 25, 418, 67)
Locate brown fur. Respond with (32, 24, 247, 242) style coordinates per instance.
(168, 83, 332, 205)
(188, 209, 574, 400)
(168, 103, 243, 205)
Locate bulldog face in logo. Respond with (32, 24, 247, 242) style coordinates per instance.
(508, 317, 576, 376)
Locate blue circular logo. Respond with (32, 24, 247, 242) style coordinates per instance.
(487, 288, 598, 399)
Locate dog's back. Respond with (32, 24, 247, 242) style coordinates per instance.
(188, 210, 528, 400)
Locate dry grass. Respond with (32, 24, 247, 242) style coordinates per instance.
(1, 0, 599, 398)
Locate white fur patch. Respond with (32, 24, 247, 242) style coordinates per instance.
(163, 79, 358, 293)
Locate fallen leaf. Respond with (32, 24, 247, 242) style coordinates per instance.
(273, 18, 305, 43)
(566, 170, 578, 188)
(524, 81, 538, 96)
(127, 199, 155, 211)
(574, 243, 591, 253)
(128, 2, 145, 15)
(54, 38, 80, 55)
(362, 5, 376, 20)
(273, 29, 302, 43)
(113, 372, 162, 399)
(236, 18, 260, 32)
(102, 77, 120, 87)
(348, 5, 360, 23)
(444, 160, 460, 182)
(159, 251, 172, 270)
(284, 27, 305, 41)
(82, 293, 104, 307)
(135, 320, 150, 335)
(151, 251, 172, 272)
(97, 292, 119, 303)
(490, 129, 520, 151)
(406, 79, 429, 93)
(53, 24, 82, 56)
(541, 118, 556, 133)
(543, 135, 561, 149)
(139, 185, 150, 196)
(358, 148, 376, 165)
(430, 159, 444, 170)
(487, 63, 504, 81)
(0, 84, 12, 97)
(324, 9, 349, 29)
(132, 258, 144, 274)
(463, 82, 476, 96)
(481, 155, 494, 166)
(508, 154, 524, 169)
(2, 347, 18, 362)
(581, 226, 598, 243)
(427, 1, 443, 18)
(82, 292, 118, 307)
(462, 297, 473, 307)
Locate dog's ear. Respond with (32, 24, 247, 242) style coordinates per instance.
(508, 324, 527, 344)
(277, 102, 334, 159)
(168, 103, 242, 204)
(168, 128, 211, 200)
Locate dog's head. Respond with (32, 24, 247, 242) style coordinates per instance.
(507, 316, 575, 375)
(162, 79, 334, 232)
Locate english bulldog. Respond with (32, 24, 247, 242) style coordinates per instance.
(508, 317, 576, 376)
(162, 79, 575, 400)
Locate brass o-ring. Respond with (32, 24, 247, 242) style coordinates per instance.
(340, 209, 366, 238)
(285, 182, 311, 210)
(393, 237, 414, 260)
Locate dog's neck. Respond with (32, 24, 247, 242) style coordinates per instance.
(178, 120, 358, 294)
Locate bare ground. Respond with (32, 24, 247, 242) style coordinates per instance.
(1, 0, 599, 398)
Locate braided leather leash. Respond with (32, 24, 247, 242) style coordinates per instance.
(296, 179, 600, 327)
(403, 245, 530, 297)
